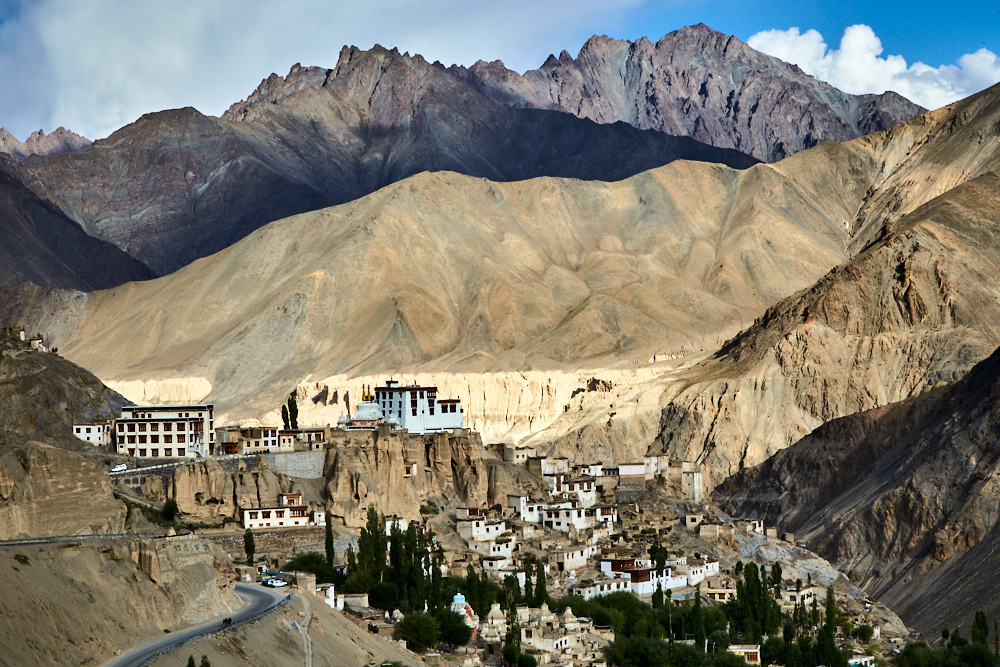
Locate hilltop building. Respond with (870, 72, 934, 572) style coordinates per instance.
(73, 422, 111, 446)
(372, 380, 463, 433)
(115, 403, 215, 458)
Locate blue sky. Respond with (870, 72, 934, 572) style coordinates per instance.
(0, 0, 998, 141)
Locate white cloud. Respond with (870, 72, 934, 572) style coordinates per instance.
(748, 24, 1000, 111)
(0, 0, 644, 141)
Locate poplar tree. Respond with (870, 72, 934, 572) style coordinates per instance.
(244, 528, 255, 565)
(324, 519, 335, 568)
(281, 404, 289, 429)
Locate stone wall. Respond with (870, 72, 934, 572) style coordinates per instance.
(263, 451, 325, 479)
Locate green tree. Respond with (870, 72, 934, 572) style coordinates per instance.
(199, 656, 211, 667)
(243, 528, 255, 565)
(692, 586, 706, 652)
(853, 624, 875, 644)
(517, 654, 538, 667)
(523, 565, 534, 603)
(652, 583, 664, 610)
(281, 404, 289, 429)
(325, 519, 335, 568)
(161, 498, 179, 522)
(534, 560, 547, 607)
(397, 612, 439, 651)
(187, 656, 196, 667)
(436, 608, 473, 649)
(824, 586, 838, 632)
(973, 611, 990, 645)
(287, 395, 299, 429)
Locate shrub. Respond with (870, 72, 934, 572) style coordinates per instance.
(397, 612, 439, 652)
(161, 498, 179, 522)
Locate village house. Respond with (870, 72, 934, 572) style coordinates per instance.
(550, 544, 597, 572)
(241, 493, 311, 529)
(216, 424, 283, 455)
(527, 455, 570, 478)
(278, 427, 326, 451)
(115, 403, 215, 458)
(457, 517, 511, 542)
(73, 422, 111, 446)
(728, 644, 761, 665)
(508, 495, 546, 522)
(572, 577, 631, 600)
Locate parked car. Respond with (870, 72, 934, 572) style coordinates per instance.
(111, 463, 128, 473)
(270, 578, 288, 588)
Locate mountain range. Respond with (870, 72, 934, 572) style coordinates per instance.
(1, 24, 917, 282)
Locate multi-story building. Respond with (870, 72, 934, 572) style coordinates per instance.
(241, 493, 310, 529)
(73, 422, 111, 446)
(216, 425, 283, 455)
(115, 404, 215, 458)
(373, 380, 463, 433)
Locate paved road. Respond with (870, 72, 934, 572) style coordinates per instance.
(104, 583, 289, 667)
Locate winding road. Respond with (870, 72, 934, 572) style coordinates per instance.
(104, 583, 289, 667)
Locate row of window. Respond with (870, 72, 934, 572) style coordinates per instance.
(127, 448, 180, 457)
(119, 422, 195, 433)
(119, 434, 188, 445)
(128, 411, 203, 419)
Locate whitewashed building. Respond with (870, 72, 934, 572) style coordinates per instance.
(373, 380, 463, 433)
(241, 492, 310, 529)
(73, 422, 111, 446)
(115, 404, 215, 458)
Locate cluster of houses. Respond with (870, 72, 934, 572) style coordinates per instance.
(1, 326, 48, 352)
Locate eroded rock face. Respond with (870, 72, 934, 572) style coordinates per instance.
(166, 459, 312, 521)
(716, 343, 1000, 634)
(324, 428, 488, 527)
(0, 443, 126, 539)
(455, 24, 924, 162)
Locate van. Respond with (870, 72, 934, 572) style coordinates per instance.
(111, 463, 128, 473)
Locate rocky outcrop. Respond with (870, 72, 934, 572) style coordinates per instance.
(0, 155, 154, 290)
(165, 459, 314, 522)
(0, 443, 126, 539)
(0, 328, 127, 449)
(455, 24, 924, 162)
(324, 428, 488, 527)
(716, 343, 1000, 634)
(0, 127, 91, 161)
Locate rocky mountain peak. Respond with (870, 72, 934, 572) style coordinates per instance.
(0, 126, 91, 162)
(223, 62, 329, 122)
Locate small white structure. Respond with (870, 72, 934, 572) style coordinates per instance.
(551, 544, 596, 572)
(457, 518, 510, 542)
(73, 422, 110, 446)
(573, 578, 630, 600)
(728, 645, 761, 665)
(242, 493, 310, 529)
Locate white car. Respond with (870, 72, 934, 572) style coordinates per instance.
(111, 463, 128, 473)
(270, 578, 288, 588)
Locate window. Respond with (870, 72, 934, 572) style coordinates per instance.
(151, 435, 159, 444)
(118, 436, 125, 445)
(151, 449, 159, 457)
(139, 449, 146, 457)
(177, 434, 186, 443)
(127, 435, 136, 444)
(138, 423, 146, 432)
(163, 423, 171, 431)
(150, 423, 158, 432)
(164, 435, 172, 443)
(128, 448, 135, 456)
(262, 511, 271, 519)
(164, 448, 172, 457)
(139, 435, 147, 444)
(128, 423, 136, 432)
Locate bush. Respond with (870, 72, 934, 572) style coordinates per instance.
(161, 498, 179, 522)
(13, 554, 30, 566)
(397, 612, 439, 652)
(435, 608, 472, 649)
(419, 504, 439, 515)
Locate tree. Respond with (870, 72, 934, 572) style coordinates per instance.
(199, 656, 211, 667)
(692, 586, 706, 652)
(161, 498, 179, 522)
(853, 624, 875, 644)
(436, 608, 472, 649)
(652, 583, 664, 610)
(397, 612, 439, 651)
(325, 520, 335, 568)
(187, 657, 196, 667)
(287, 395, 299, 430)
(281, 404, 289, 429)
(534, 560, 547, 607)
(517, 654, 538, 667)
(523, 566, 534, 604)
(824, 586, 838, 632)
(973, 610, 990, 645)
(243, 528, 255, 565)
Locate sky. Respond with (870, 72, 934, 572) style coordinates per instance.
(0, 0, 998, 142)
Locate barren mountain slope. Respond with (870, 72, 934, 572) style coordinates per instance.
(4, 146, 874, 417)
(647, 84, 1000, 485)
(716, 344, 1000, 635)
(20, 48, 754, 277)
(0, 126, 91, 161)
(456, 24, 924, 162)
(0, 156, 154, 290)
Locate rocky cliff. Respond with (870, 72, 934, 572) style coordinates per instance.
(0, 536, 238, 665)
(716, 343, 1000, 634)
(0, 442, 126, 539)
(20, 48, 753, 277)
(455, 24, 924, 162)
(0, 126, 91, 161)
(324, 428, 489, 527)
(0, 328, 127, 449)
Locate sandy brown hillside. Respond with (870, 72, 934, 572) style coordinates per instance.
(649, 83, 1000, 484)
(4, 147, 871, 414)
